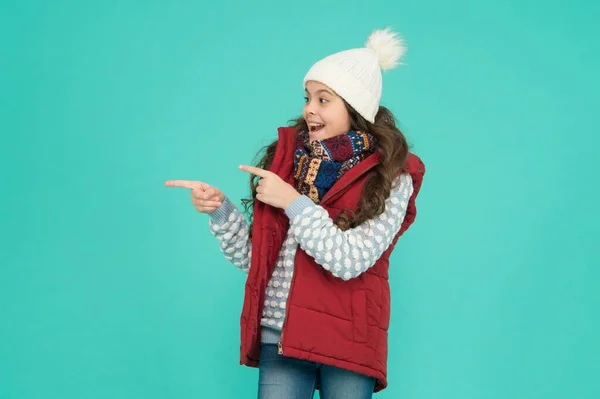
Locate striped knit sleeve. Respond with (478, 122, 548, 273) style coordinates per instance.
(208, 197, 252, 273)
(284, 173, 414, 281)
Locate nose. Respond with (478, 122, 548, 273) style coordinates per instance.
(304, 99, 317, 115)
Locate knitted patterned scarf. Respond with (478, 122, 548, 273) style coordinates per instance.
(293, 130, 377, 204)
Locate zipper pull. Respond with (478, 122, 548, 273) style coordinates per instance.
(277, 341, 283, 355)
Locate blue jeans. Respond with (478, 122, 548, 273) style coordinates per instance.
(257, 344, 375, 399)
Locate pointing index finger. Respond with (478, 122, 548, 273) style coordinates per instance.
(164, 180, 207, 190)
(239, 165, 270, 178)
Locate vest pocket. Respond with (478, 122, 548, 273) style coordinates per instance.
(351, 290, 368, 343)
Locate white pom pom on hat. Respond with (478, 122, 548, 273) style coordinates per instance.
(303, 27, 406, 123)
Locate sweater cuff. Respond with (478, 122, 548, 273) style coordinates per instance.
(284, 195, 315, 220)
(209, 197, 236, 226)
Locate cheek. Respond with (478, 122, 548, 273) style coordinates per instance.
(342, 115, 351, 130)
(334, 105, 350, 126)
(333, 111, 351, 131)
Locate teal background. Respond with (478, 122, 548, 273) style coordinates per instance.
(2, 0, 599, 398)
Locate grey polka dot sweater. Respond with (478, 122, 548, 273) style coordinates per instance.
(208, 173, 414, 344)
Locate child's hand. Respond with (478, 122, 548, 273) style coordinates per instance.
(239, 165, 301, 210)
(164, 179, 224, 214)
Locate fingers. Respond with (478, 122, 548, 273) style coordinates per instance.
(193, 199, 222, 208)
(191, 192, 220, 202)
(192, 197, 222, 213)
(190, 188, 220, 203)
(191, 190, 220, 203)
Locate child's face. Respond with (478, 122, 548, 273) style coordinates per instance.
(303, 81, 352, 141)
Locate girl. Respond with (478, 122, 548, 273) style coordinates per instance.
(166, 27, 425, 399)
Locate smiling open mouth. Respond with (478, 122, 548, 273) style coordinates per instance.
(309, 124, 325, 133)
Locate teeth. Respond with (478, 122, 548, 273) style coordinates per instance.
(309, 123, 324, 132)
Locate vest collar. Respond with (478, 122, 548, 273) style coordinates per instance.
(320, 151, 380, 205)
(277, 126, 381, 206)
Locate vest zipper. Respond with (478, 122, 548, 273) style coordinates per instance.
(276, 156, 378, 356)
(271, 230, 284, 356)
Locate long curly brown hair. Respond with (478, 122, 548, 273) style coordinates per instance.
(241, 102, 409, 236)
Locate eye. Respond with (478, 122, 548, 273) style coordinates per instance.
(303, 96, 309, 103)
(319, 98, 328, 104)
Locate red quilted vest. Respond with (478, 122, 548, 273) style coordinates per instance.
(239, 126, 425, 392)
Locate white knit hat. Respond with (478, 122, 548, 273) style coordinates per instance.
(303, 28, 406, 123)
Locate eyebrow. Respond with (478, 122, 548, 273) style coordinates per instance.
(305, 88, 333, 96)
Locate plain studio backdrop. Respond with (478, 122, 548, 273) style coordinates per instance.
(1, 0, 598, 398)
